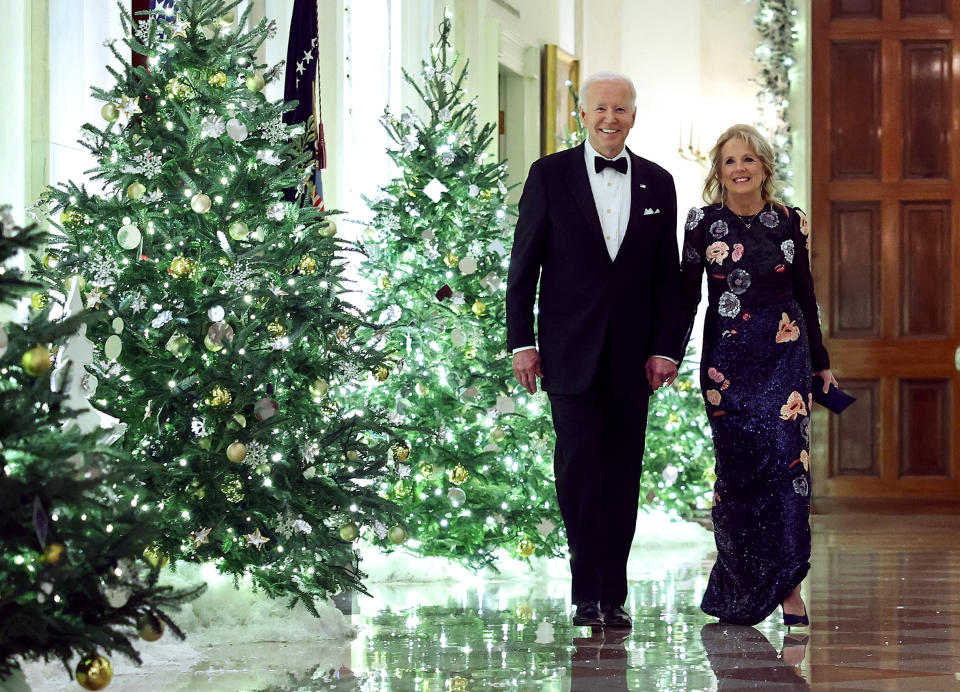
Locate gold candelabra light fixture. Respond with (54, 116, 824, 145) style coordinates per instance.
(678, 124, 708, 166)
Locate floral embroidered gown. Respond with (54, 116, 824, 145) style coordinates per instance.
(679, 203, 829, 626)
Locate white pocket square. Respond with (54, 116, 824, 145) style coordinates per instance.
(644, 208, 660, 215)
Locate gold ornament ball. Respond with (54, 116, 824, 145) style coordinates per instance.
(414, 382, 428, 396)
(298, 255, 318, 274)
(221, 476, 245, 503)
(449, 464, 469, 486)
(203, 335, 223, 352)
(391, 443, 411, 462)
(208, 70, 228, 88)
(471, 300, 487, 317)
(318, 220, 337, 237)
(30, 293, 49, 310)
(267, 319, 286, 338)
(516, 538, 536, 558)
(205, 385, 233, 408)
(137, 613, 165, 642)
(166, 334, 192, 359)
(101, 102, 119, 122)
(60, 208, 85, 229)
(346, 449, 360, 462)
(387, 525, 407, 544)
(168, 255, 197, 279)
(228, 220, 249, 240)
(490, 427, 505, 443)
(245, 73, 265, 92)
(377, 276, 393, 290)
(42, 542, 65, 564)
(190, 193, 212, 214)
(165, 77, 195, 101)
(21, 344, 52, 376)
(338, 522, 359, 542)
(449, 677, 468, 692)
(63, 274, 87, 292)
(515, 604, 534, 620)
(126, 181, 146, 200)
(226, 441, 247, 463)
(142, 546, 168, 568)
(41, 252, 60, 269)
(443, 253, 459, 268)
(418, 462, 435, 477)
(373, 365, 390, 382)
(309, 378, 329, 399)
(76, 655, 113, 691)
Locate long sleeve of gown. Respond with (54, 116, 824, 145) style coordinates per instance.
(789, 209, 830, 371)
(675, 208, 707, 355)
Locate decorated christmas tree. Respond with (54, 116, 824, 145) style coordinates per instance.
(0, 208, 203, 687)
(34, 0, 405, 612)
(643, 347, 716, 518)
(355, 17, 564, 568)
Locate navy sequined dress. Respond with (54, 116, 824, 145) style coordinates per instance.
(678, 203, 829, 626)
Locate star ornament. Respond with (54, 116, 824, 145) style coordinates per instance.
(118, 94, 142, 124)
(169, 15, 189, 38)
(190, 526, 212, 547)
(85, 288, 106, 309)
(244, 527, 270, 550)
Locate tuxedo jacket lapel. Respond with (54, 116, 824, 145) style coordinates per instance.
(616, 151, 650, 261)
(564, 147, 611, 263)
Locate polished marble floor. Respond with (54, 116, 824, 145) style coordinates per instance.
(11, 512, 960, 691)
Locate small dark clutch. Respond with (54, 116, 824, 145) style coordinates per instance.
(812, 375, 856, 414)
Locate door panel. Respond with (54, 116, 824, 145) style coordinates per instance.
(812, 1, 960, 498)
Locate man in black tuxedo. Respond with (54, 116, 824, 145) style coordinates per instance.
(506, 71, 682, 629)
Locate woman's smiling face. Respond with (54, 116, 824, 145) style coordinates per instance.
(719, 138, 765, 201)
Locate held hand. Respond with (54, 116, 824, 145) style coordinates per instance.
(513, 349, 543, 394)
(646, 356, 678, 391)
(815, 368, 838, 393)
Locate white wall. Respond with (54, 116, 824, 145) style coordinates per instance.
(617, 0, 759, 213)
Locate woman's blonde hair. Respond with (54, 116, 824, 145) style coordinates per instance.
(702, 124, 780, 205)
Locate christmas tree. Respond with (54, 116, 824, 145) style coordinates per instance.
(643, 347, 716, 518)
(0, 208, 203, 686)
(35, 0, 405, 613)
(355, 17, 564, 568)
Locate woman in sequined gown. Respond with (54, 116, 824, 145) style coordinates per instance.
(677, 125, 837, 627)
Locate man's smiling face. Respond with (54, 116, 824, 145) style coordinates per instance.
(580, 79, 637, 159)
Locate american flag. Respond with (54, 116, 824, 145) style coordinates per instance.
(283, 0, 326, 209)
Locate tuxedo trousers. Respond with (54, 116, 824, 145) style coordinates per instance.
(547, 335, 649, 607)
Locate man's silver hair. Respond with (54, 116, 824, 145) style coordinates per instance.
(578, 71, 637, 110)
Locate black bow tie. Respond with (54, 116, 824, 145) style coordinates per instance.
(595, 156, 627, 175)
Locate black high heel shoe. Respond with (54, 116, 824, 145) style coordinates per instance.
(782, 612, 809, 628)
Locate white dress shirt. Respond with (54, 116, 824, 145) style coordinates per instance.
(583, 139, 631, 262)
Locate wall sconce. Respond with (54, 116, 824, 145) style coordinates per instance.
(678, 124, 708, 166)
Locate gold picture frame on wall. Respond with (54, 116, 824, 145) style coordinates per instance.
(541, 45, 580, 156)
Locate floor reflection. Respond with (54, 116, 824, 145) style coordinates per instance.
(17, 512, 960, 690)
(700, 623, 809, 690)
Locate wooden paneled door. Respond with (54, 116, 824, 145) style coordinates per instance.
(811, 0, 960, 498)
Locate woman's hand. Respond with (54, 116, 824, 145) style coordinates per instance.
(815, 368, 838, 393)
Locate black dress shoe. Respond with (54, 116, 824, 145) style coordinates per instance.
(601, 604, 632, 629)
(572, 602, 603, 627)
